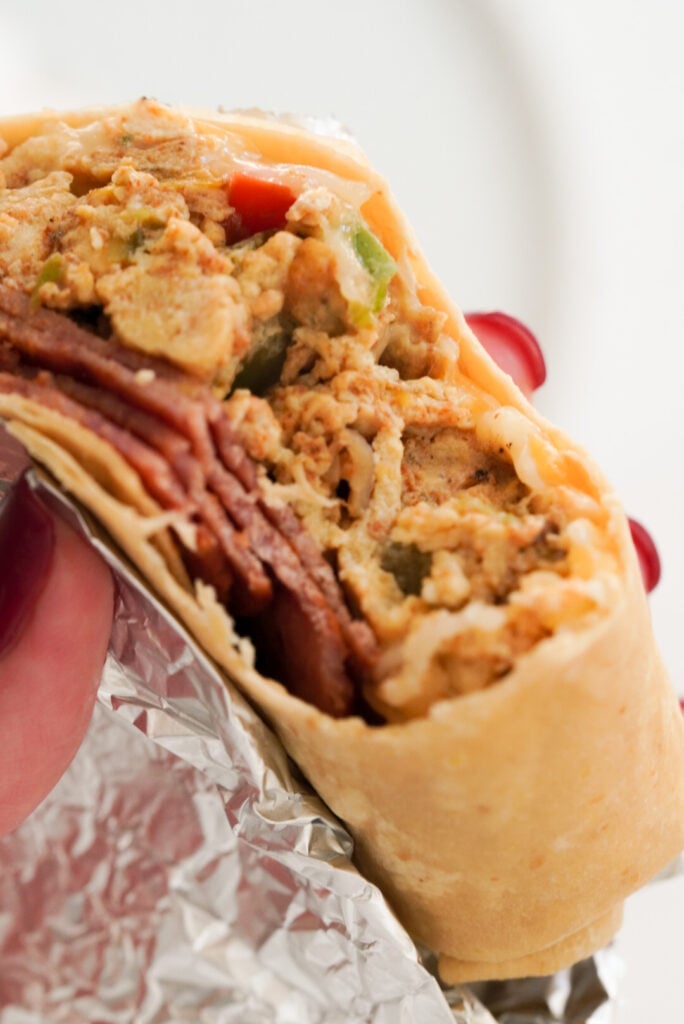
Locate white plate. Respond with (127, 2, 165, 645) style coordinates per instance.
(1, 1, 682, 1019)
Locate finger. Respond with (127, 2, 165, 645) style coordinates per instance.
(0, 477, 113, 834)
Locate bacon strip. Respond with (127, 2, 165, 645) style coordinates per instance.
(4, 379, 221, 605)
(0, 370, 187, 509)
(34, 372, 272, 613)
(0, 289, 215, 466)
(0, 286, 378, 716)
(208, 465, 354, 715)
(258, 497, 378, 672)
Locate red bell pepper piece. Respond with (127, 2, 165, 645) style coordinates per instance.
(225, 172, 296, 243)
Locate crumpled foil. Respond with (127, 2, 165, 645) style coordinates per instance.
(0, 424, 618, 1023)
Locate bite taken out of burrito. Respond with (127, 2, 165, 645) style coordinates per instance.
(0, 99, 682, 983)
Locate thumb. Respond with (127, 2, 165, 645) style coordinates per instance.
(0, 474, 113, 834)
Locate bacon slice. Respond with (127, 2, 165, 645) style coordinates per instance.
(258, 497, 378, 673)
(208, 464, 354, 716)
(38, 372, 272, 614)
(0, 370, 187, 509)
(0, 288, 215, 466)
(0, 286, 378, 716)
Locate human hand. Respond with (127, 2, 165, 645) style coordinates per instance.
(0, 474, 113, 836)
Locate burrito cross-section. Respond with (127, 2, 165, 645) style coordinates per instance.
(1, 99, 682, 982)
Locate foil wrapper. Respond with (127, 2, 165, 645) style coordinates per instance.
(0, 425, 619, 1023)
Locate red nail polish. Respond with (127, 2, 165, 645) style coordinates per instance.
(465, 312, 547, 396)
(0, 473, 55, 657)
(628, 518, 661, 594)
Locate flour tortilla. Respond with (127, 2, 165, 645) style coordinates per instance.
(1, 104, 683, 982)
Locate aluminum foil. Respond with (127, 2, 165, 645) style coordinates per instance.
(0, 424, 618, 1023)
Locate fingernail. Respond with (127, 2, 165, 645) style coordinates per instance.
(0, 472, 55, 658)
(465, 312, 547, 395)
(628, 517, 661, 594)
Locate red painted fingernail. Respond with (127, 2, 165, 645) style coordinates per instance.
(628, 518, 661, 594)
(0, 472, 55, 658)
(465, 312, 547, 396)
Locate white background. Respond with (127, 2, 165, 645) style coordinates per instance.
(1, 1, 682, 1019)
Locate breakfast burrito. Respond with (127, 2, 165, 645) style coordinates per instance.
(1, 100, 682, 982)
